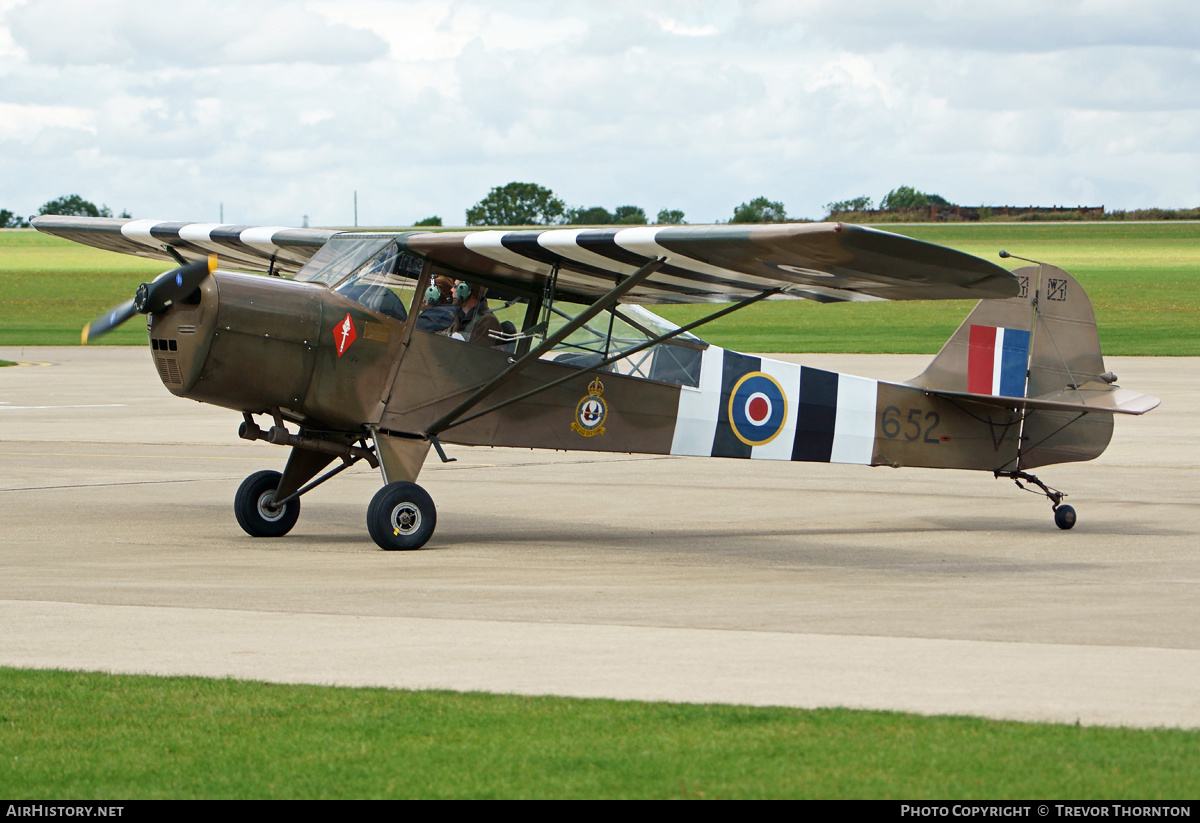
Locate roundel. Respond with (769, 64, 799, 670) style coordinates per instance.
(728, 371, 788, 446)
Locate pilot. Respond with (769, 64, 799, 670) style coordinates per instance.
(447, 281, 501, 345)
(415, 275, 460, 333)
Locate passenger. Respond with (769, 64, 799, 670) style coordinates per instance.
(415, 275, 460, 333)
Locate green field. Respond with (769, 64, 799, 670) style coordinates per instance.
(3, 668, 1196, 800)
(1, 223, 1197, 353)
(0, 230, 163, 346)
(656, 222, 1200, 355)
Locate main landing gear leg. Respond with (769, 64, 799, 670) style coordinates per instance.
(995, 469, 1076, 530)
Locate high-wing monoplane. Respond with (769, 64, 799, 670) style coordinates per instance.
(33, 216, 1159, 549)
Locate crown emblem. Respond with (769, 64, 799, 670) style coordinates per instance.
(587, 377, 604, 397)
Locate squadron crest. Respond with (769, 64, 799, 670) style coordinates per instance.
(571, 377, 608, 437)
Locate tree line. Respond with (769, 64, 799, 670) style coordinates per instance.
(4, 187, 796, 228)
(448, 182, 789, 227)
(449, 182, 952, 227)
(12, 185, 1194, 229)
(822, 186, 953, 216)
(1, 194, 130, 228)
(0, 186, 909, 228)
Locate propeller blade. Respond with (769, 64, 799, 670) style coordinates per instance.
(80, 254, 216, 344)
(82, 298, 138, 344)
(134, 255, 216, 314)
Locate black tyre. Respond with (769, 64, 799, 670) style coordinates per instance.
(367, 482, 436, 551)
(234, 470, 300, 538)
(1054, 504, 1077, 531)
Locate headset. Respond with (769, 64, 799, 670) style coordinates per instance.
(425, 281, 475, 304)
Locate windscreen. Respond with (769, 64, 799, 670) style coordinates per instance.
(330, 241, 425, 322)
(292, 235, 397, 286)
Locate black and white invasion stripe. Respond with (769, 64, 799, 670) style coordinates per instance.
(31, 216, 335, 275)
(671, 346, 879, 465)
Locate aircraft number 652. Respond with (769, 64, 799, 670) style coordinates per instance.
(881, 406, 942, 443)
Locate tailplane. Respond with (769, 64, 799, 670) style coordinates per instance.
(907, 262, 1158, 469)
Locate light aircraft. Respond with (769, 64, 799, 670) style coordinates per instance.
(33, 216, 1159, 550)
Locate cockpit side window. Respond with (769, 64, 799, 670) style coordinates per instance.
(538, 302, 705, 388)
(406, 267, 706, 386)
(327, 241, 423, 323)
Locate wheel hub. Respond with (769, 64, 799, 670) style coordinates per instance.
(257, 491, 286, 522)
(390, 503, 421, 536)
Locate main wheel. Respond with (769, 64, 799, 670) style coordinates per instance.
(235, 470, 300, 538)
(367, 482, 436, 551)
(1054, 504, 1077, 531)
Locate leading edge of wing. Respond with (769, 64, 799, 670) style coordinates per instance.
(30, 215, 338, 274)
(398, 223, 1019, 305)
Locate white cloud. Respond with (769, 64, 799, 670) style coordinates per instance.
(6, 0, 387, 67)
(742, 0, 1200, 53)
(657, 18, 718, 38)
(311, 0, 588, 61)
(0, 101, 94, 139)
(0, 0, 1197, 225)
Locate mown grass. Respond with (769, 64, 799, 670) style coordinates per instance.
(2, 668, 1197, 800)
(0, 230, 162, 346)
(1, 223, 1197, 353)
(655, 222, 1200, 355)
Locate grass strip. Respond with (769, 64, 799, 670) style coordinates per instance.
(0, 231, 162, 347)
(1, 667, 1198, 799)
(655, 222, 1200, 355)
(2, 224, 1197, 354)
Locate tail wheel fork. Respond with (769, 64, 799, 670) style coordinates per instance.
(995, 469, 1076, 531)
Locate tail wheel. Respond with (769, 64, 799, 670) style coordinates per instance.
(1054, 504, 1077, 531)
(367, 482, 436, 551)
(235, 470, 300, 537)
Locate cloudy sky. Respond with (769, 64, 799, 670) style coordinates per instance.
(2, 0, 1198, 226)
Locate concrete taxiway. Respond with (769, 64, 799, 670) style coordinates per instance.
(1, 346, 1197, 728)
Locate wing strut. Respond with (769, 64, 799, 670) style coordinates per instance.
(423, 257, 667, 439)
(436, 287, 780, 434)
